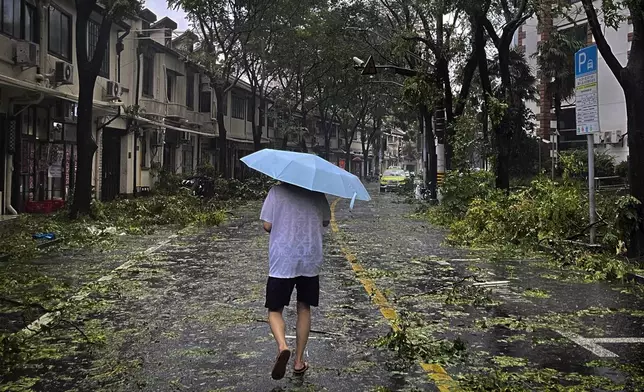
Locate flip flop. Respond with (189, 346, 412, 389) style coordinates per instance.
(271, 349, 291, 380)
(293, 362, 309, 376)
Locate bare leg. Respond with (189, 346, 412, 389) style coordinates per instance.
(294, 301, 311, 370)
(268, 308, 289, 353)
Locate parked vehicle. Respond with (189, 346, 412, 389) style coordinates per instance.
(181, 176, 216, 198)
(380, 169, 406, 192)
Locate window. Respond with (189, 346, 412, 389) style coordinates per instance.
(199, 90, 211, 113)
(142, 53, 153, 96)
(232, 95, 245, 119)
(186, 71, 195, 110)
(2, 0, 20, 37)
(87, 19, 109, 78)
(23, 2, 37, 42)
(166, 72, 174, 101)
(49, 5, 71, 60)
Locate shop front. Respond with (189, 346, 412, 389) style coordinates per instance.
(13, 102, 77, 212)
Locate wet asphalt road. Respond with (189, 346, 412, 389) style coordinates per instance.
(2, 187, 644, 391)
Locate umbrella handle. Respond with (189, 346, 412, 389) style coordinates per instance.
(349, 192, 357, 210)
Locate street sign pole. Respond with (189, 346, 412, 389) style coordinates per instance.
(575, 45, 600, 244)
(587, 134, 596, 243)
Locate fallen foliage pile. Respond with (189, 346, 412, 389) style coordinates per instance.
(421, 170, 641, 281)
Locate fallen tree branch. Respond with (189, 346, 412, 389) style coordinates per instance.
(566, 220, 607, 241)
(0, 297, 52, 313)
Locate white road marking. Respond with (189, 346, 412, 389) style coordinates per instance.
(450, 258, 481, 262)
(556, 330, 619, 358)
(12, 235, 175, 339)
(472, 281, 510, 287)
(285, 335, 333, 340)
(435, 260, 451, 266)
(589, 337, 644, 344)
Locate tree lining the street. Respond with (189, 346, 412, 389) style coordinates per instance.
(71, 0, 143, 217)
(169, 0, 266, 177)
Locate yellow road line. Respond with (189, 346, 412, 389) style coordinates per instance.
(330, 199, 457, 392)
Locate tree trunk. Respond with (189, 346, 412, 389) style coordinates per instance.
(251, 86, 261, 152)
(374, 136, 381, 178)
(495, 43, 513, 191)
(214, 87, 228, 178)
(362, 148, 369, 179)
(625, 80, 644, 257)
(437, 58, 453, 171)
(494, 121, 511, 190)
(70, 73, 99, 217)
(420, 105, 437, 199)
(324, 123, 331, 160)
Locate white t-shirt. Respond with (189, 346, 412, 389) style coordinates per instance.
(260, 184, 331, 278)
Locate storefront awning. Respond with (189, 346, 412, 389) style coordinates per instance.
(135, 116, 217, 137)
(0, 74, 122, 113)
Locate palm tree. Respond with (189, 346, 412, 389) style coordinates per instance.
(533, 29, 585, 176)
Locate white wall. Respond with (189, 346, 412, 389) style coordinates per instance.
(522, 1, 631, 162)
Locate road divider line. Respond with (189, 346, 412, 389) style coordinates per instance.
(11, 235, 174, 340)
(330, 199, 456, 391)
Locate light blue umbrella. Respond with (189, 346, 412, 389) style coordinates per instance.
(241, 149, 371, 207)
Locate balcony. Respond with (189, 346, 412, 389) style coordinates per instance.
(166, 102, 187, 119)
(139, 97, 166, 118)
(186, 111, 210, 126)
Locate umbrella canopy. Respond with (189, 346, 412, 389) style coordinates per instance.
(240, 149, 371, 202)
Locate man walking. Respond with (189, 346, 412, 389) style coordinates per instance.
(260, 183, 331, 380)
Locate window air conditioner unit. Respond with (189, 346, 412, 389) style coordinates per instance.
(13, 40, 39, 67)
(613, 130, 623, 144)
(593, 133, 602, 145)
(603, 131, 613, 144)
(105, 81, 120, 99)
(55, 61, 73, 85)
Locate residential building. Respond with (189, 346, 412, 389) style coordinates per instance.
(217, 80, 272, 179)
(131, 13, 215, 194)
(0, 0, 132, 214)
(519, 0, 631, 163)
(382, 129, 405, 170)
(0, 4, 406, 217)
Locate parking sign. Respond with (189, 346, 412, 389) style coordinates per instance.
(575, 45, 600, 135)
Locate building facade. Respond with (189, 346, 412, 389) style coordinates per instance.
(519, 0, 632, 163)
(0, 5, 406, 216)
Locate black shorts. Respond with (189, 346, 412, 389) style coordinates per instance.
(265, 276, 320, 311)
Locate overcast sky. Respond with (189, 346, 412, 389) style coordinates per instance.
(145, 0, 190, 32)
